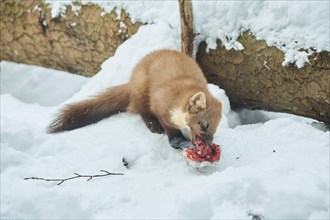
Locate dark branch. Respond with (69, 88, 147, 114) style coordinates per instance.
(122, 157, 129, 169)
(24, 170, 124, 185)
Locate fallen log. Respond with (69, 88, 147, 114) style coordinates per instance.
(0, 0, 141, 76)
(196, 32, 330, 123)
(1, 1, 329, 123)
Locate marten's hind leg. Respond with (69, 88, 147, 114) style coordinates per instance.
(127, 67, 164, 134)
(127, 91, 164, 134)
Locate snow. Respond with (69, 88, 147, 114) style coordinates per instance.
(44, 1, 329, 68)
(2, 3, 330, 220)
(1, 62, 88, 106)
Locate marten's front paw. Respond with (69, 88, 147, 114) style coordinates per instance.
(170, 136, 192, 149)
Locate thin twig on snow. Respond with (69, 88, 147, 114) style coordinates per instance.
(24, 170, 124, 185)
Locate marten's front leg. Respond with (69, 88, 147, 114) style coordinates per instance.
(161, 124, 192, 150)
(141, 113, 165, 134)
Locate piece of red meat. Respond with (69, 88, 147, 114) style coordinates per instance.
(184, 138, 221, 164)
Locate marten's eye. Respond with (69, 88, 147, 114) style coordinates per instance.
(198, 122, 208, 131)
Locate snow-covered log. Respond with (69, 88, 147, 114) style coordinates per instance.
(1, 1, 329, 123)
(0, 0, 141, 76)
(196, 32, 330, 123)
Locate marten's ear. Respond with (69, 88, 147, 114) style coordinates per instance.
(187, 92, 206, 113)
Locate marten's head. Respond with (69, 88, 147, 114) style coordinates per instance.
(185, 92, 222, 146)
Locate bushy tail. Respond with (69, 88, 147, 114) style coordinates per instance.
(48, 84, 131, 133)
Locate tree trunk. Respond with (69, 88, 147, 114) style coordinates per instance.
(196, 32, 330, 123)
(0, 0, 141, 76)
(178, 0, 194, 56)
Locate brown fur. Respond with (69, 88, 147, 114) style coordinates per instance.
(48, 50, 222, 145)
(48, 84, 130, 133)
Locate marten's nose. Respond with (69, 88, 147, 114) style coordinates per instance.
(201, 134, 213, 146)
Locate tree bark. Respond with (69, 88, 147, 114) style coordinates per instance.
(196, 32, 330, 123)
(178, 0, 194, 56)
(0, 0, 141, 76)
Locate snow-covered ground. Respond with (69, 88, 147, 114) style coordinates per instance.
(1, 1, 330, 219)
